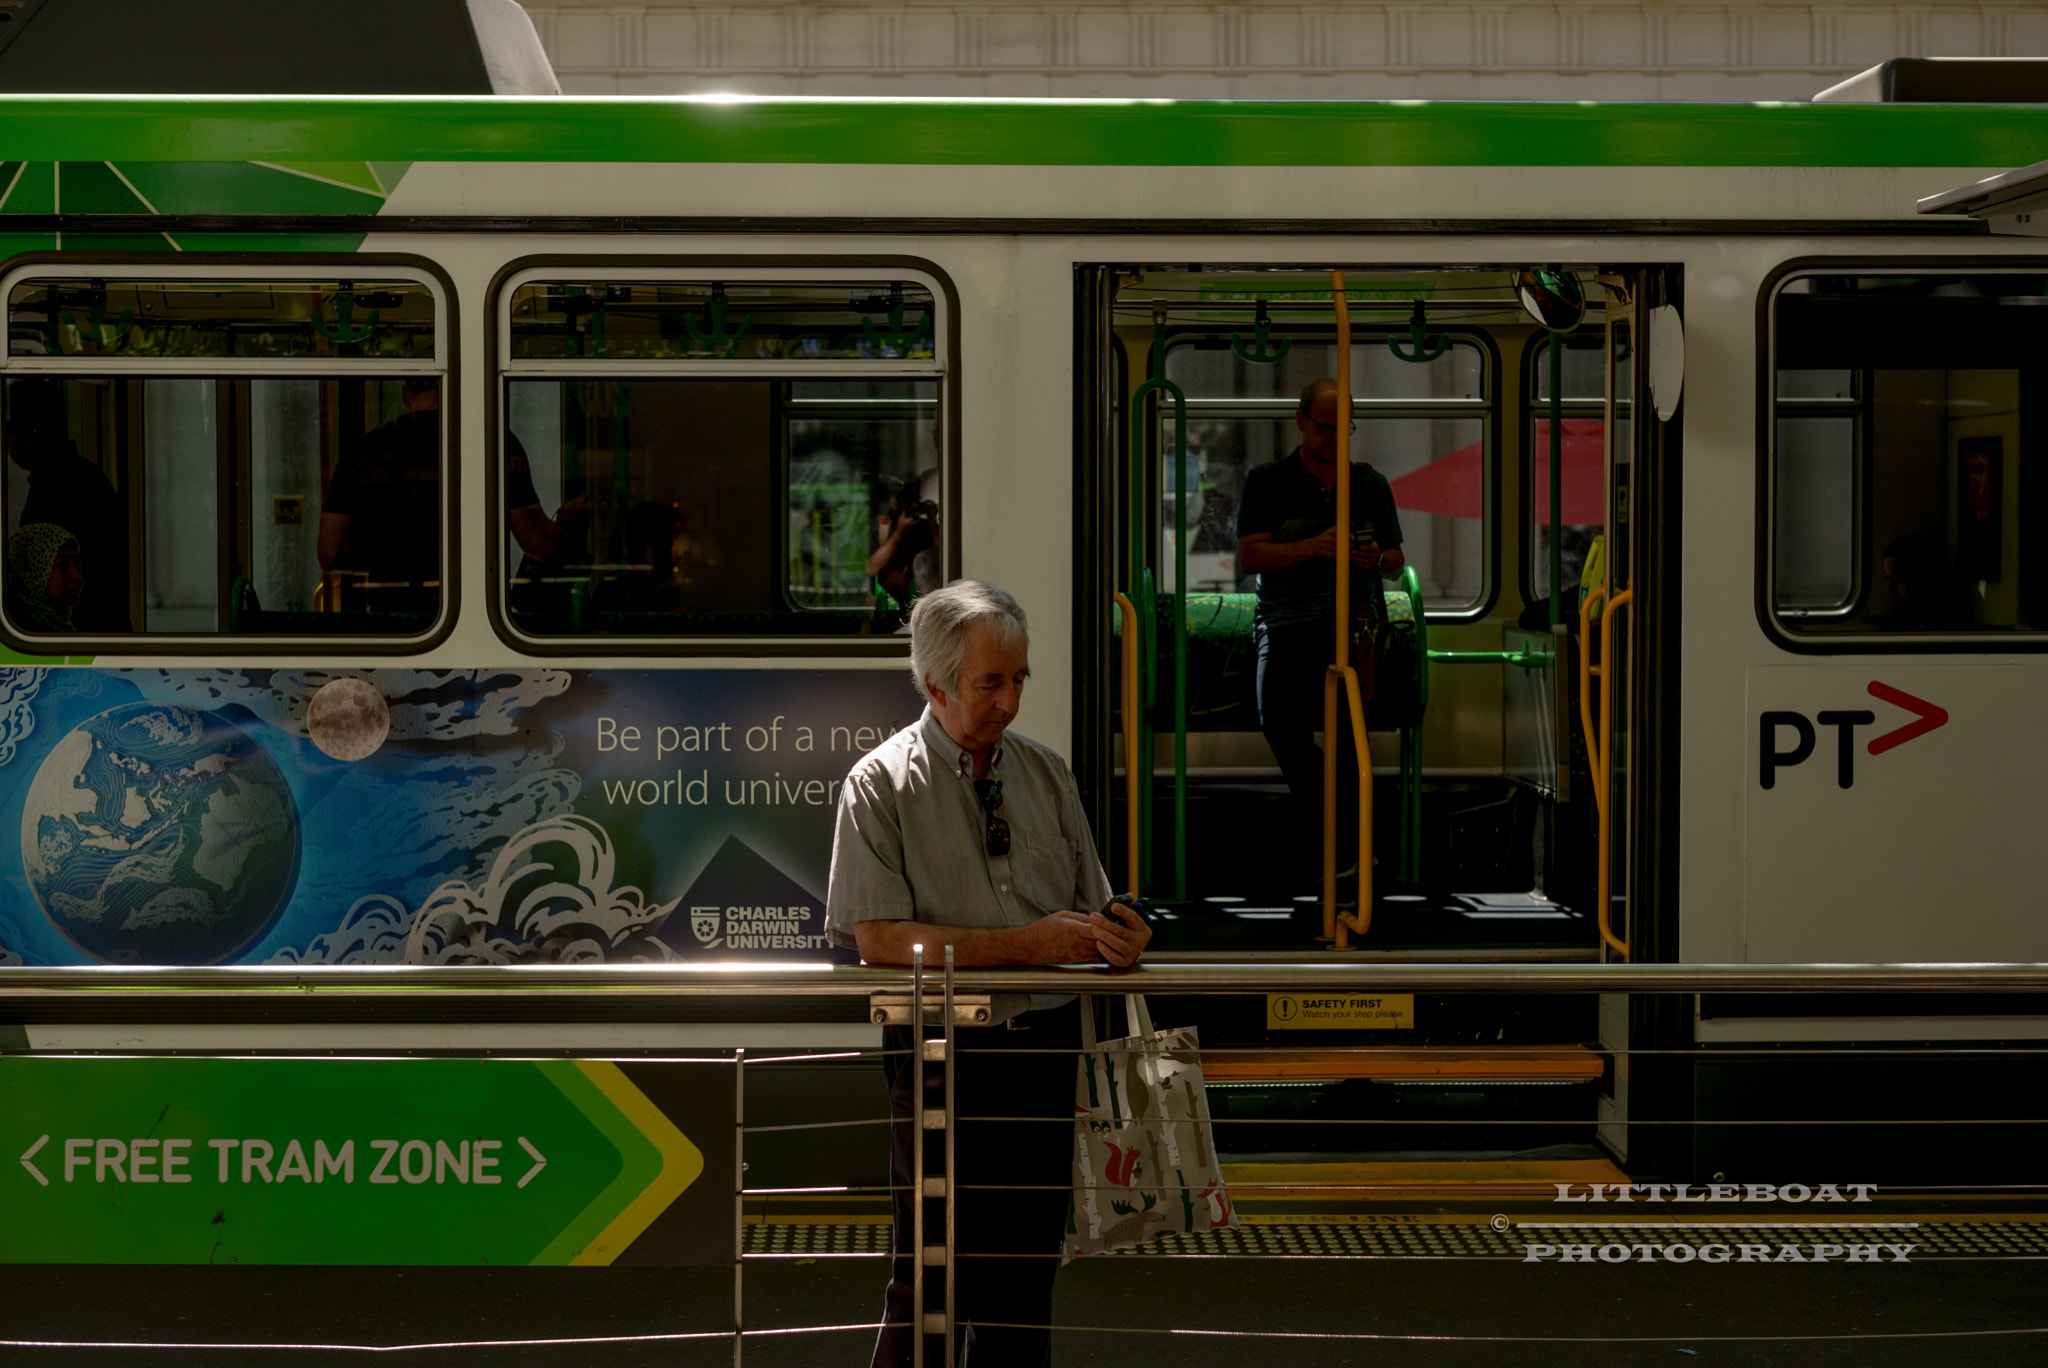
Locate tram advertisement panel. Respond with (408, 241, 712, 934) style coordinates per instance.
(0, 668, 918, 968)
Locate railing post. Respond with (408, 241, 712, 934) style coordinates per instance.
(942, 945, 957, 1368)
(732, 1045, 744, 1367)
(910, 946, 926, 1368)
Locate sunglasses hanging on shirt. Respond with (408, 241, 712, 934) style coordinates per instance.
(973, 779, 1010, 858)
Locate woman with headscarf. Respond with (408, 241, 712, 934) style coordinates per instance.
(6, 522, 85, 633)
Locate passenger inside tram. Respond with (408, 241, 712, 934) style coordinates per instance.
(1236, 377, 1407, 902)
(3, 523, 85, 634)
(868, 465, 941, 625)
(605, 500, 690, 614)
(317, 377, 443, 616)
(3, 376, 130, 633)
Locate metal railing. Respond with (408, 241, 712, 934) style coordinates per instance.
(7, 960, 2048, 996)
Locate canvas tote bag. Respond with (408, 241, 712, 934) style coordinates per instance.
(1067, 994, 1236, 1259)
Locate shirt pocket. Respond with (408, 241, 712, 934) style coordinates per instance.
(1011, 829, 1079, 914)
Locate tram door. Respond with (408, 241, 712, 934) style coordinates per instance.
(1079, 265, 1677, 961)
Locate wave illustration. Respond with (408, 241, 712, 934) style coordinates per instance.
(0, 669, 45, 769)
(123, 669, 574, 743)
(275, 815, 680, 965)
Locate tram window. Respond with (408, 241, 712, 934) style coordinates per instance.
(7, 278, 435, 360)
(1, 272, 446, 643)
(496, 275, 948, 642)
(506, 281, 937, 361)
(1525, 334, 1615, 604)
(502, 378, 937, 636)
(1, 375, 443, 640)
(2, 375, 442, 637)
(1769, 272, 2048, 641)
(1161, 335, 1492, 616)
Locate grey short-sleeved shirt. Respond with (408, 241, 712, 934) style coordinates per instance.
(825, 707, 1115, 1022)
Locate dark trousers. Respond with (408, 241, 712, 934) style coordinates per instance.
(874, 1000, 1082, 1368)
(1254, 615, 1361, 874)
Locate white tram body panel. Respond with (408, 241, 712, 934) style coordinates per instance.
(1, 99, 2044, 1014)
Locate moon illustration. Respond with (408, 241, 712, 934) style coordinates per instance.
(306, 677, 392, 761)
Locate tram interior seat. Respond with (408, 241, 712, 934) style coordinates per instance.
(1112, 587, 1426, 732)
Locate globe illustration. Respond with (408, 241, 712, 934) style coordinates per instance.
(21, 703, 300, 965)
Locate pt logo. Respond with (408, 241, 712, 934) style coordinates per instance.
(1759, 682, 1948, 789)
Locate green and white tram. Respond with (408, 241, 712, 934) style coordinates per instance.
(3, 93, 2047, 1186)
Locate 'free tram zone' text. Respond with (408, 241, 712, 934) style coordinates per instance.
(24, 1136, 541, 1187)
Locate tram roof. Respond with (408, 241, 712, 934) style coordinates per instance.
(0, 96, 2045, 170)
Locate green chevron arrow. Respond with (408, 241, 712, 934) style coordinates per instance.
(0, 1057, 708, 1265)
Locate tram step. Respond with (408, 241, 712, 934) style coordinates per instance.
(1203, 1044, 1603, 1084)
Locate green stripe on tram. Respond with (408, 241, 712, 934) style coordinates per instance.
(0, 97, 2042, 170)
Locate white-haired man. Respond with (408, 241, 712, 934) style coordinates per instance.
(826, 579, 1151, 1368)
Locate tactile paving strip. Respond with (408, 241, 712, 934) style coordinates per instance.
(743, 1221, 2048, 1258)
(747, 1222, 893, 1255)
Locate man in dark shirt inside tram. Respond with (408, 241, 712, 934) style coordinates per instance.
(318, 378, 442, 616)
(825, 579, 1152, 1367)
(1234, 377, 1405, 905)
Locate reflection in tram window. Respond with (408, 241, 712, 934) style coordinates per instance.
(501, 378, 937, 636)
(6, 278, 437, 361)
(505, 281, 937, 361)
(497, 276, 948, 640)
(1771, 273, 2048, 639)
(1, 375, 443, 638)
(1162, 337, 1491, 614)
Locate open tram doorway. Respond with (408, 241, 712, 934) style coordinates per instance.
(1076, 263, 1678, 965)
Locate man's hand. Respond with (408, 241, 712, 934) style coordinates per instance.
(1090, 902, 1153, 969)
(1350, 537, 1382, 569)
(1025, 911, 1103, 964)
(1305, 527, 1343, 560)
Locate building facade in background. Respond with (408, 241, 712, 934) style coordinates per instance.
(520, 0, 2048, 101)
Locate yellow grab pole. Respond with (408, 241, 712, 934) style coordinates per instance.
(1596, 586, 1634, 959)
(1324, 268, 1374, 948)
(1333, 664, 1373, 947)
(1333, 270, 1352, 731)
(1114, 591, 1143, 898)
(1578, 584, 1608, 794)
(1320, 667, 1339, 943)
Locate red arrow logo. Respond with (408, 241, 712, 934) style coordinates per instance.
(1866, 682, 1948, 755)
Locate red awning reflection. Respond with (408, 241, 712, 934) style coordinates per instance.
(1388, 418, 1606, 526)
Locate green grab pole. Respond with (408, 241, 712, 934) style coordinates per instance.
(613, 381, 631, 526)
(1127, 375, 1190, 899)
(1398, 565, 1427, 886)
(1549, 337, 1563, 628)
(1138, 569, 1154, 888)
